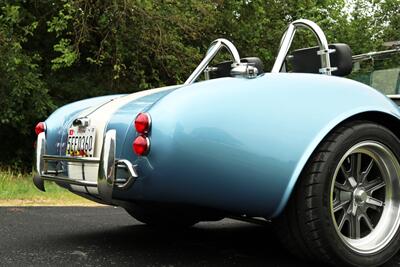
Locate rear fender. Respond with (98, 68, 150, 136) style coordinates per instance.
(117, 73, 400, 217)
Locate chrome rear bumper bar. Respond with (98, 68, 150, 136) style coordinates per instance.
(33, 130, 138, 204)
(40, 174, 98, 187)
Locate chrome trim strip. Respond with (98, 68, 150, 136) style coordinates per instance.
(116, 159, 138, 179)
(35, 132, 46, 175)
(271, 19, 333, 75)
(97, 130, 116, 203)
(43, 155, 100, 163)
(41, 175, 97, 187)
(45, 170, 65, 174)
(184, 38, 241, 85)
(115, 159, 138, 189)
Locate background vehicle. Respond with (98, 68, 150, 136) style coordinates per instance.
(34, 19, 400, 266)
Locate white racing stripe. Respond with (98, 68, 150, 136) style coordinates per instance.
(68, 85, 179, 194)
(88, 85, 178, 158)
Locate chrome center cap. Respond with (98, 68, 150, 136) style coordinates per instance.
(354, 188, 368, 205)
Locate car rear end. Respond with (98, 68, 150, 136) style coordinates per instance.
(33, 86, 178, 205)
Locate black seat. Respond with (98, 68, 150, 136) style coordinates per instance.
(291, 43, 353, 76)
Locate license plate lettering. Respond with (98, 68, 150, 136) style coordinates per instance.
(66, 127, 96, 157)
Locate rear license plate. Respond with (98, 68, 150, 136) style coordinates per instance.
(66, 127, 96, 157)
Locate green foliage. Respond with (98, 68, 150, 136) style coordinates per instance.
(0, 3, 54, 169)
(377, 0, 400, 41)
(51, 38, 78, 70)
(0, 0, 398, 170)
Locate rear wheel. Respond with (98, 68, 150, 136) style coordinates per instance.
(276, 121, 400, 266)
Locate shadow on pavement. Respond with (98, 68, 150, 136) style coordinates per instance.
(1, 206, 398, 266)
(53, 220, 316, 266)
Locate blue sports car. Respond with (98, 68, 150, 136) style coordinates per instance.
(34, 19, 400, 266)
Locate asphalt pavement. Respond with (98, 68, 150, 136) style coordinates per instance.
(1, 206, 399, 267)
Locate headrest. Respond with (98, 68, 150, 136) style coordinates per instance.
(291, 43, 353, 76)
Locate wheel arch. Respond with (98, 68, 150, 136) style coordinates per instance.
(272, 110, 400, 218)
(345, 111, 400, 140)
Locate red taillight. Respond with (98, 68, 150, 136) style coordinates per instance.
(134, 113, 151, 134)
(35, 122, 46, 135)
(133, 113, 151, 156)
(133, 135, 150, 155)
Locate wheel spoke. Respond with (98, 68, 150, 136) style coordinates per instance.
(347, 176, 357, 188)
(330, 141, 399, 247)
(361, 159, 374, 184)
(355, 154, 362, 182)
(349, 214, 361, 239)
(333, 199, 350, 212)
(366, 196, 384, 207)
(365, 179, 385, 193)
(351, 201, 358, 216)
(338, 213, 348, 231)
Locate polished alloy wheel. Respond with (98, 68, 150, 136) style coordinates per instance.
(330, 141, 400, 254)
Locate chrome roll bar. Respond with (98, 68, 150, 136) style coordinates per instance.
(271, 19, 336, 75)
(352, 47, 400, 62)
(184, 38, 242, 85)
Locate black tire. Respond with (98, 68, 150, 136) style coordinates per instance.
(124, 203, 200, 228)
(275, 121, 400, 266)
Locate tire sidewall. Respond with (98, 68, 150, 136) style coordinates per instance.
(318, 122, 400, 266)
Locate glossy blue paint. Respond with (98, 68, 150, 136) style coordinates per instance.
(42, 73, 400, 218)
(105, 87, 178, 159)
(114, 73, 400, 218)
(45, 95, 123, 155)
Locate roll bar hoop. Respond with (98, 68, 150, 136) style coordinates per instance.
(271, 19, 336, 75)
(184, 38, 243, 85)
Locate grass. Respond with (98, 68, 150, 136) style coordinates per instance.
(0, 170, 99, 206)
